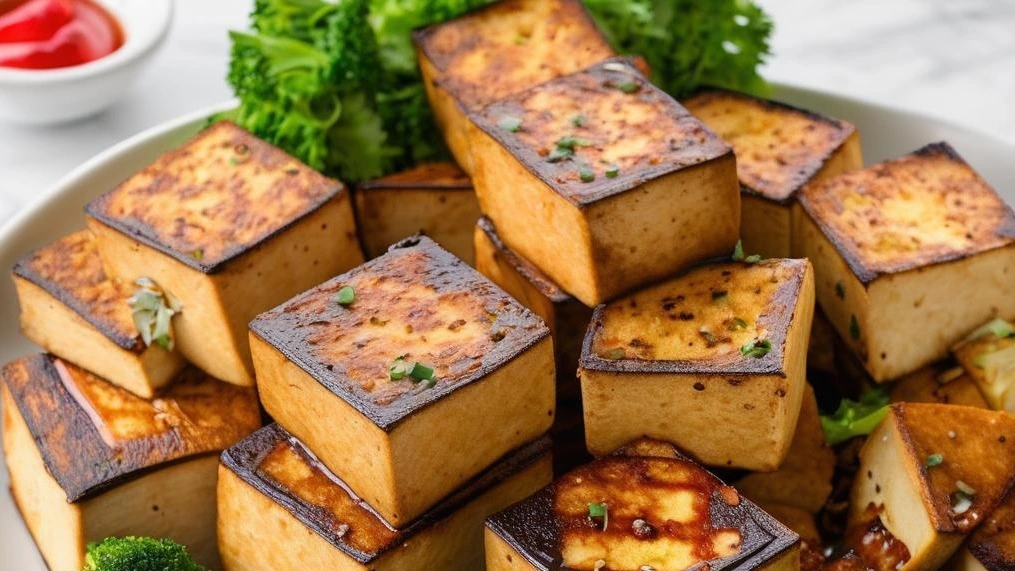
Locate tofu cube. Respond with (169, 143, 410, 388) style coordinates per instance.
(413, 0, 614, 173)
(355, 162, 480, 263)
(474, 216, 592, 401)
(84, 121, 364, 386)
(850, 403, 1015, 569)
(469, 59, 740, 305)
(752, 501, 824, 563)
(734, 385, 836, 514)
(249, 236, 555, 526)
(579, 258, 815, 471)
(952, 320, 1015, 411)
(218, 425, 551, 571)
(796, 143, 1015, 382)
(484, 438, 801, 571)
(683, 89, 862, 258)
(12, 230, 186, 398)
(1, 354, 260, 571)
(948, 486, 1015, 571)
(890, 362, 989, 409)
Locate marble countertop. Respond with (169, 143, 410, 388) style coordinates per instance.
(0, 0, 1012, 227)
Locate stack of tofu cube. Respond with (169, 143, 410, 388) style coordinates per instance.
(2, 121, 368, 570)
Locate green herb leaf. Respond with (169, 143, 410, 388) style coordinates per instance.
(925, 454, 944, 468)
(744, 254, 762, 264)
(819, 387, 890, 445)
(604, 163, 620, 178)
(588, 502, 608, 530)
(965, 318, 1015, 341)
(127, 278, 180, 352)
(725, 317, 748, 331)
(571, 114, 587, 127)
(335, 285, 356, 306)
(410, 362, 435, 381)
(389, 358, 412, 381)
(740, 339, 771, 358)
(555, 135, 590, 151)
(850, 315, 861, 341)
(617, 80, 640, 94)
(498, 116, 522, 132)
(579, 164, 596, 183)
(547, 147, 574, 163)
(731, 240, 745, 262)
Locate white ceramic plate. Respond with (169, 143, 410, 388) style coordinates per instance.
(1, 86, 1014, 569)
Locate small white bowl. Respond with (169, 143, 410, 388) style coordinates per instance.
(0, 0, 173, 125)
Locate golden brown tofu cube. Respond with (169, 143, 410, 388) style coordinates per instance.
(469, 59, 740, 306)
(735, 385, 836, 514)
(579, 258, 815, 471)
(796, 143, 1015, 382)
(1, 354, 260, 571)
(413, 0, 614, 173)
(890, 362, 989, 409)
(947, 486, 1015, 571)
(218, 424, 551, 571)
(849, 403, 1015, 570)
(484, 438, 801, 571)
(952, 319, 1015, 412)
(474, 216, 592, 401)
(683, 88, 862, 258)
(355, 162, 480, 263)
(752, 501, 826, 568)
(84, 121, 364, 386)
(12, 231, 186, 398)
(249, 236, 555, 527)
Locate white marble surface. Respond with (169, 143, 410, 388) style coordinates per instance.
(0, 0, 1012, 227)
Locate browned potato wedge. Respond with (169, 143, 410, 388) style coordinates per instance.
(579, 258, 814, 471)
(218, 424, 551, 571)
(469, 59, 740, 306)
(249, 236, 554, 527)
(12, 230, 185, 397)
(413, 0, 614, 173)
(484, 438, 801, 571)
(683, 88, 862, 258)
(796, 143, 1015, 382)
(1, 354, 260, 571)
(85, 121, 364, 386)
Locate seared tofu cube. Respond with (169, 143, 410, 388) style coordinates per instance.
(952, 319, 1015, 411)
(474, 216, 592, 401)
(796, 143, 1015, 382)
(948, 486, 1015, 570)
(469, 59, 740, 306)
(890, 362, 989, 409)
(735, 385, 836, 514)
(683, 89, 862, 258)
(12, 231, 185, 398)
(1, 354, 260, 571)
(355, 162, 480, 263)
(579, 258, 815, 471)
(218, 425, 551, 571)
(850, 403, 1015, 570)
(85, 121, 364, 386)
(484, 438, 801, 571)
(752, 501, 824, 561)
(413, 0, 614, 173)
(249, 236, 554, 526)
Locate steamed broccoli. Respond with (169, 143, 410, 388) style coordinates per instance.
(82, 537, 205, 571)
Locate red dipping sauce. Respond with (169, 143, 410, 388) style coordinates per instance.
(0, 0, 123, 70)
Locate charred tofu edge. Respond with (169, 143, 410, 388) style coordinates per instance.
(684, 87, 858, 204)
(357, 163, 472, 192)
(798, 142, 1015, 284)
(220, 424, 552, 563)
(476, 216, 573, 304)
(466, 58, 733, 207)
(83, 121, 346, 275)
(484, 438, 800, 570)
(1, 354, 252, 501)
(579, 258, 810, 376)
(248, 235, 551, 431)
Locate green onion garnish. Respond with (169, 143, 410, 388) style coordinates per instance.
(335, 286, 355, 306)
(498, 116, 522, 132)
(732, 240, 745, 262)
(579, 164, 595, 183)
(588, 502, 608, 530)
(605, 163, 619, 178)
(925, 453, 944, 468)
(741, 339, 772, 358)
(410, 362, 435, 381)
(389, 359, 412, 380)
(547, 147, 573, 163)
(571, 114, 586, 127)
(127, 278, 181, 352)
(617, 80, 640, 94)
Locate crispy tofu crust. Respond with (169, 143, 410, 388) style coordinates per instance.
(220, 424, 551, 563)
(12, 230, 139, 352)
(249, 235, 550, 430)
(84, 121, 345, 273)
(357, 162, 471, 191)
(966, 488, 1015, 570)
(468, 58, 733, 206)
(682, 88, 859, 203)
(485, 438, 800, 571)
(798, 142, 1015, 283)
(475, 216, 575, 306)
(581, 259, 810, 376)
(0, 354, 260, 501)
(412, 0, 614, 112)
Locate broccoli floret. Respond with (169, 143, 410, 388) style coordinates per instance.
(82, 537, 205, 571)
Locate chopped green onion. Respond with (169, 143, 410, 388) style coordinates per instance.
(127, 278, 181, 352)
(605, 163, 620, 178)
(410, 362, 435, 381)
(498, 116, 523, 132)
(588, 502, 608, 530)
(617, 80, 640, 94)
(726, 317, 748, 331)
(731, 240, 745, 262)
(740, 339, 771, 358)
(965, 318, 1015, 341)
(925, 454, 944, 468)
(389, 359, 412, 381)
(850, 315, 861, 341)
(579, 164, 595, 183)
(547, 147, 573, 163)
(571, 114, 586, 127)
(555, 135, 589, 151)
(335, 285, 355, 306)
